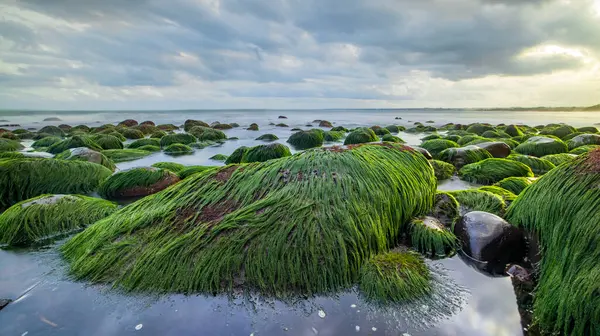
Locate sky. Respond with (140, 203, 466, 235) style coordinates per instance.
(1, 0, 599, 110)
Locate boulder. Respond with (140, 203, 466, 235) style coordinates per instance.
(99, 167, 181, 200)
(473, 142, 511, 158)
(55, 147, 116, 171)
(454, 211, 526, 274)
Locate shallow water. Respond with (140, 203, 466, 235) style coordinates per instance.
(1, 109, 580, 336)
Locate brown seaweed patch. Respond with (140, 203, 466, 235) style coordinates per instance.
(198, 199, 240, 223)
(214, 166, 239, 182)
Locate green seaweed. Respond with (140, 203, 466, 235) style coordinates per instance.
(188, 126, 227, 142)
(381, 134, 405, 143)
(255, 134, 279, 141)
(493, 177, 534, 195)
(160, 133, 197, 147)
(505, 151, 600, 335)
(459, 158, 534, 184)
(569, 144, 600, 155)
(431, 159, 455, 180)
(0, 152, 25, 159)
(56, 148, 116, 171)
(370, 126, 391, 136)
(48, 136, 102, 154)
(99, 167, 176, 200)
(137, 145, 161, 152)
(0, 138, 25, 152)
(448, 189, 506, 216)
(287, 129, 324, 149)
(151, 162, 186, 173)
(102, 149, 154, 163)
(164, 143, 194, 155)
(39, 126, 65, 137)
(504, 125, 524, 137)
(507, 154, 556, 176)
(225, 146, 248, 164)
(420, 139, 459, 159)
(409, 217, 457, 257)
(92, 135, 124, 150)
(323, 131, 344, 142)
(565, 134, 600, 150)
(514, 136, 568, 157)
(128, 138, 161, 149)
(427, 192, 459, 228)
(343, 127, 378, 145)
(209, 154, 228, 161)
(478, 186, 517, 203)
(242, 143, 291, 163)
(177, 166, 215, 179)
(120, 128, 145, 140)
(437, 146, 493, 169)
(465, 123, 494, 135)
(150, 131, 167, 139)
(0, 195, 117, 246)
(183, 120, 209, 132)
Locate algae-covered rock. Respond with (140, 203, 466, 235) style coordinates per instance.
(478, 186, 517, 204)
(164, 143, 194, 155)
(420, 139, 459, 158)
(120, 128, 145, 139)
(157, 124, 179, 131)
(459, 158, 534, 184)
(431, 159, 455, 180)
(0, 138, 25, 152)
(99, 167, 180, 200)
(506, 154, 555, 176)
(409, 216, 457, 257)
(150, 131, 167, 139)
(39, 125, 65, 137)
(255, 134, 279, 141)
(137, 145, 161, 152)
(323, 131, 344, 142)
(454, 211, 525, 274)
(421, 134, 442, 141)
(504, 125, 523, 137)
(0, 158, 112, 209)
(128, 138, 160, 149)
(565, 133, 600, 150)
(184, 120, 209, 132)
(569, 144, 600, 154)
(318, 120, 333, 128)
(287, 129, 324, 149)
(541, 124, 576, 139)
(481, 130, 510, 138)
(151, 162, 186, 173)
(189, 126, 227, 142)
(472, 142, 511, 158)
(225, 143, 291, 164)
(224, 146, 248, 164)
(0, 195, 117, 246)
(56, 147, 116, 171)
(427, 192, 460, 228)
(48, 135, 102, 154)
(92, 134, 124, 150)
(381, 134, 405, 143)
(438, 145, 492, 169)
(102, 149, 154, 163)
(246, 123, 259, 131)
(384, 125, 400, 133)
(514, 136, 567, 157)
(209, 154, 228, 161)
(493, 177, 534, 195)
(160, 133, 197, 147)
(343, 127, 378, 145)
(331, 126, 348, 132)
(448, 190, 506, 216)
(118, 119, 138, 127)
(0, 152, 25, 159)
(505, 150, 600, 335)
(177, 165, 214, 179)
(370, 125, 391, 136)
(359, 250, 430, 303)
(62, 143, 436, 295)
(132, 124, 159, 135)
(540, 153, 577, 166)
(465, 123, 494, 135)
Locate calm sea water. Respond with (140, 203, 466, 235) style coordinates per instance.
(3, 108, 592, 336)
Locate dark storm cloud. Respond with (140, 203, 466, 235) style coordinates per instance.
(1, 0, 599, 100)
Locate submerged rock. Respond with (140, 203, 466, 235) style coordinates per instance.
(99, 167, 180, 200)
(246, 123, 259, 131)
(454, 211, 526, 274)
(62, 143, 436, 295)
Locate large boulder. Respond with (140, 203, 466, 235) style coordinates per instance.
(459, 158, 534, 184)
(343, 127, 378, 145)
(473, 142, 511, 158)
(48, 135, 102, 154)
(454, 211, 526, 274)
(438, 145, 492, 169)
(565, 133, 600, 150)
(99, 167, 180, 200)
(514, 136, 567, 157)
(55, 147, 116, 171)
(287, 129, 324, 149)
(62, 143, 436, 295)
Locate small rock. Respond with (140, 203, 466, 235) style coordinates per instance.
(0, 299, 12, 311)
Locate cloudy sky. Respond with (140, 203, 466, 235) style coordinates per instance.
(1, 0, 599, 110)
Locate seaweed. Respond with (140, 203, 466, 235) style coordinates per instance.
(177, 166, 215, 179)
(0, 138, 25, 152)
(323, 131, 344, 142)
(120, 128, 145, 139)
(459, 158, 534, 184)
(381, 134, 405, 143)
(184, 120, 209, 132)
(465, 123, 494, 135)
(55, 148, 116, 171)
(102, 149, 154, 163)
(92, 134, 124, 150)
(569, 144, 600, 155)
(437, 146, 493, 169)
(164, 143, 194, 155)
(209, 154, 228, 161)
(48, 136, 102, 154)
(38, 126, 65, 137)
(255, 134, 279, 141)
(99, 167, 179, 200)
(160, 133, 197, 147)
(420, 139, 459, 159)
(448, 189, 506, 216)
(565, 134, 600, 150)
(287, 129, 324, 149)
(343, 127, 378, 145)
(430, 159, 455, 180)
(507, 154, 556, 176)
(151, 162, 186, 173)
(408, 217, 457, 257)
(515, 136, 568, 157)
(478, 186, 517, 203)
(493, 177, 534, 195)
(128, 138, 161, 149)
(188, 126, 227, 142)
(242, 143, 291, 163)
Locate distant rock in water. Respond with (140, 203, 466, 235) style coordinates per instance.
(43, 117, 62, 121)
(0, 299, 11, 311)
(278, 115, 287, 119)
(454, 211, 526, 274)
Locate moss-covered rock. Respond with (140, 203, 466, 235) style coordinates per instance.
(444, 135, 462, 143)
(505, 150, 600, 335)
(288, 129, 324, 149)
(359, 250, 430, 304)
(225, 143, 292, 164)
(420, 134, 442, 141)
(48, 136, 102, 154)
(343, 127, 378, 145)
(514, 136, 567, 157)
(330, 126, 348, 132)
(157, 124, 179, 131)
(569, 144, 600, 155)
(493, 176, 535, 195)
(137, 145, 161, 152)
(370, 125, 391, 136)
(183, 120, 210, 132)
(128, 138, 161, 149)
(120, 128, 145, 140)
(431, 159, 455, 180)
(224, 146, 248, 164)
(478, 186, 517, 203)
(92, 134, 124, 150)
(0, 195, 117, 246)
(459, 158, 534, 184)
(565, 134, 600, 150)
(209, 154, 228, 161)
(99, 167, 180, 200)
(506, 154, 555, 176)
(0, 158, 112, 209)
(427, 192, 459, 228)
(32, 137, 63, 150)
(255, 134, 279, 141)
(541, 124, 576, 139)
(102, 149, 154, 163)
(164, 143, 194, 155)
(448, 189, 506, 216)
(438, 145, 493, 169)
(246, 123, 259, 131)
(457, 135, 487, 146)
(1, 132, 18, 140)
(540, 153, 578, 166)
(140, 121, 155, 126)
(62, 143, 436, 295)
(132, 124, 159, 135)
(177, 165, 214, 179)
(409, 217, 457, 257)
(150, 131, 167, 139)
(381, 134, 405, 143)
(0, 138, 24, 152)
(188, 126, 226, 142)
(160, 133, 197, 147)
(384, 125, 400, 133)
(318, 120, 333, 128)
(118, 119, 138, 127)
(70, 125, 91, 134)
(576, 126, 598, 133)
(420, 139, 459, 159)
(481, 130, 510, 138)
(39, 126, 65, 137)
(0, 152, 25, 159)
(465, 123, 494, 135)
(504, 125, 524, 137)
(151, 162, 185, 173)
(56, 147, 116, 171)
(323, 131, 344, 142)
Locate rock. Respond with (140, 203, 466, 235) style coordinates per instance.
(118, 119, 139, 127)
(0, 299, 11, 311)
(438, 145, 492, 169)
(278, 116, 288, 119)
(454, 211, 526, 274)
(473, 142, 511, 158)
(318, 120, 333, 128)
(99, 167, 181, 200)
(411, 146, 432, 159)
(43, 117, 62, 121)
(395, 117, 402, 120)
(56, 147, 116, 171)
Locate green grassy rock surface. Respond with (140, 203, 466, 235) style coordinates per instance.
(164, 143, 194, 155)
(151, 162, 186, 173)
(514, 136, 568, 157)
(128, 138, 161, 149)
(48, 136, 102, 154)
(99, 167, 179, 200)
(160, 133, 197, 147)
(102, 149, 154, 163)
(459, 158, 534, 184)
(0, 138, 25, 152)
(438, 145, 492, 169)
(408, 217, 457, 257)
(381, 134, 405, 143)
(92, 135, 124, 150)
(188, 126, 227, 142)
(448, 189, 506, 216)
(343, 127, 378, 145)
(177, 166, 215, 179)
(507, 154, 556, 176)
(31, 136, 62, 149)
(431, 159, 455, 180)
(493, 177, 535, 195)
(287, 129, 324, 149)
(420, 139, 459, 158)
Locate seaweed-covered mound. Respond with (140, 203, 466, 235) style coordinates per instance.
(448, 189, 506, 216)
(359, 250, 430, 303)
(504, 125, 523, 137)
(540, 153, 577, 166)
(421, 134, 441, 141)
(0, 195, 117, 246)
(565, 133, 600, 150)
(164, 143, 194, 155)
(158, 124, 179, 131)
(287, 129, 324, 149)
(246, 123, 259, 131)
(232, 143, 292, 164)
(427, 192, 459, 228)
(459, 158, 534, 184)
(0, 138, 25, 152)
(48, 136, 102, 154)
(431, 159, 455, 180)
(343, 127, 378, 145)
(128, 138, 160, 149)
(152, 162, 186, 173)
(542, 124, 576, 139)
(99, 167, 180, 200)
(514, 136, 567, 157)
(177, 165, 214, 179)
(381, 134, 404, 143)
(31, 136, 62, 149)
(507, 154, 556, 176)
(209, 154, 228, 161)
(39, 125, 65, 137)
(56, 147, 116, 171)
(478, 186, 517, 203)
(370, 125, 391, 136)
(323, 131, 344, 142)
(438, 145, 492, 169)
(62, 143, 436, 295)
(0, 152, 25, 159)
(408, 217, 457, 257)
(118, 119, 138, 127)
(92, 134, 124, 150)
(255, 134, 279, 141)
(150, 131, 167, 139)
(494, 177, 534, 195)
(160, 133, 197, 147)
(0, 158, 112, 209)
(465, 123, 494, 135)
(505, 150, 600, 335)
(189, 126, 227, 142)
(420, 139, 459, 158)
(183, 120, 209, 132)
(225, 146, 248, 164)
(120, 128, 145, 140)
(569, 144, 600, 155)
(102, 149, 154, 163)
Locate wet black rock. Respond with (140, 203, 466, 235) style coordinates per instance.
(474, 142, 511, 158)
(278, 116, 287, 119)
(454, 211, 526, 274)
(0, 299, 11, 311)
(43, 117, 62, 121)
